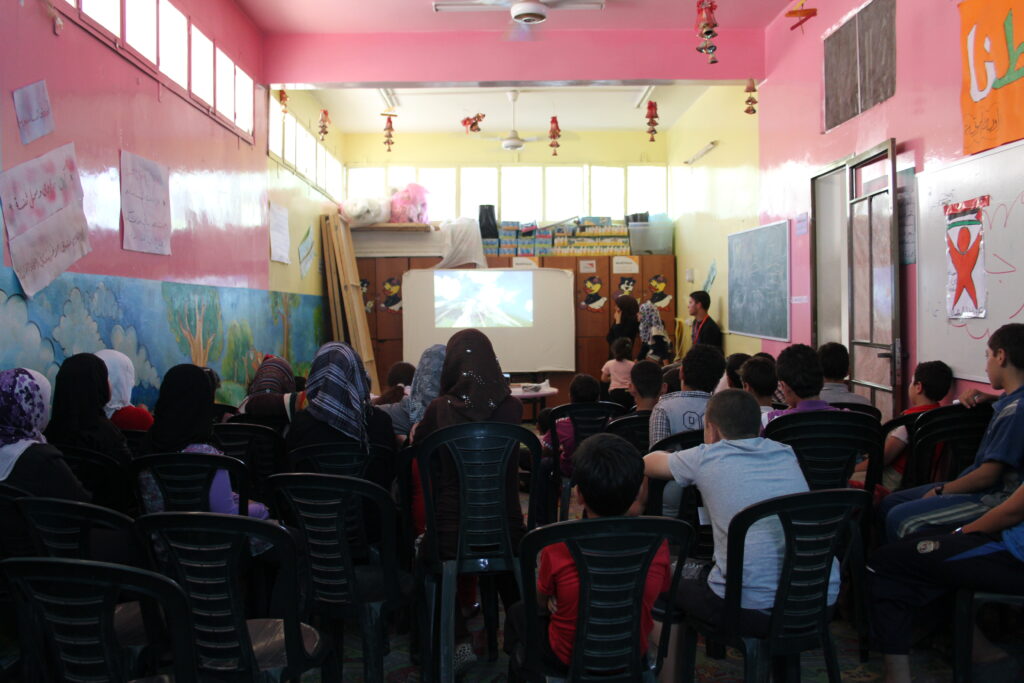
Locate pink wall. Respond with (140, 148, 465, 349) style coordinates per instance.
(1, 0, 270, 289)
(758, 0, 978, 392)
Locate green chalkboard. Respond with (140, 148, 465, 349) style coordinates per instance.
(727, 221, 790, 341)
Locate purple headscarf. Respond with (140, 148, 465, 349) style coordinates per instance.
(0, 368, 48, 481)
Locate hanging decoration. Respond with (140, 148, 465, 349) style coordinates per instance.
(645, 101, 659, 142)
(548, 116, 561, 156)
(786, 1, 818, 32)
(279, 90, 289, 114)
(744, 78, 758, 115)
(460, 113, 486, 134)
(382, 110, 397, 152)
(317, 109, 331, 141)
(695, 0, 719, 64)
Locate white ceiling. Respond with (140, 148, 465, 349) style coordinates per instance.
(316, 84, 710, 134)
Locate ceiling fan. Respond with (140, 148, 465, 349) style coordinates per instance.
(484, 91, 545, 151)
(432, 0, 606, 26)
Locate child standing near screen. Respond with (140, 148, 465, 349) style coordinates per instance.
(602, 337, 636, 411)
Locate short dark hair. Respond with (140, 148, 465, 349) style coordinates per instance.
(818, 342, 851, 380)
(386, 361, 416, 388)
(614, 295, 639, 320)
(689, 290, 711, 311)
(724, 353, 752, 389)
(572, 433, 644, 516)
(776, 344, 824, 399)
(681, 344, 726, 393)
(630, 360, 664, 399)
(611, 337, 632, 362)
(913, 361, 953, 402)
(739, 357, 778, 398)
(662, 363, 682, 393)
(988, 324, 1024, 369)
(294, 375, 307, 392)
(753, 352, 775, 362)
(570, 373, 600, 403)
(536, 407, 553, 435)
(706, 389, 762, 439)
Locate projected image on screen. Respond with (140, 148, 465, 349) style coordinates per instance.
(434, 271, 533, 328)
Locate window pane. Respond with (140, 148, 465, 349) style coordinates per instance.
(418, 168, 456, 222)
(460, 167, 498, 219)
(326, 156, 344, 200)
(590, 166, 625, 219)
(158, 0, 188, 88)
(347, 168, 385, 200)
(215, 48, 235, 120)
(190, 26, 214, 104)
(316, 145, 328, 188)
(82, 0, 120, 35)
(283, 113, 297, 166)
(500, 166, 542, 223)
(125, 0, 157, 62)
(296, 125, 316, 179)
(235, 69, 254, 134)
(387, 166, 416, 193)
(627, 166, 668, 215)
(544, 166, 584, 222)
(268, 97, 284, 157)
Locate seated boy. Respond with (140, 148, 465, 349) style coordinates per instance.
(546, 374, 601, 477)
(628, 360, 666, 417)
(880, 324, 1024, 541)
(649, 344, 725, 447)
(851, 360, 953, 493)
(644, 390, 839, 640)
(818, 342, 873, 406)
(739, 356, 778, 428)
(505, 433, 669, 679)
(763, 343, 838, 427)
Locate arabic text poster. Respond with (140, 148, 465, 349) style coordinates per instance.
(12, 80, 55, 145)
(0, 143, 84, 240)
(9, 203, 92, 297)
(944, 195, 988, 319)
(121, 151, 172, 255)
(269, 203, 291, 264)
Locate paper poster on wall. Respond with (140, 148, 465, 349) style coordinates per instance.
(579, 259, 597, 274)
(297, 226, 314, 278)
(12, 80, 54, 145)
(269, 203, 291, 264)
(512, 256, 538, 269)
(8, 203, 92, 297)
(120, 151, 172, 255)
(0, 143, 83, 239)
(944, 195, 988, 318)
(611, 255, 639, 274)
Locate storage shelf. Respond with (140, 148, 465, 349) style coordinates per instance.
(349, 223, 433, 232)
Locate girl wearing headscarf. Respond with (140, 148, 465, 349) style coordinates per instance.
(95, 349, 153, 431)
(606, 294, 640, 354)
(373, 361, 417, 407)
(378, 345, 446, 438)
(139, 364, 268, 518)
(45, 353, 133, 466)
(236, 355, 297, 430)
(0, 368, 89, 501)
(638, 300, 671, 363)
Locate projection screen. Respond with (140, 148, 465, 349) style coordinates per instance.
(402, 268, 576, 372)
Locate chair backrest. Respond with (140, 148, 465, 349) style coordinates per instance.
(212, 403, 239, 422)
(266, 473, 401, 616)
(549, 402, 627, 458)
(764, 411, 883, 490)
(52, 444, 133, 513)
(722, 489, 870, 646)
(121, 429, 147, 457)
(605, 414, 651, 454)
(212, 422, 287, 496)
(131, 452, 250, 515)
(0, 483, 34, 560)
(135, 512, 307, 677)
(17, 497, 138, 561)
(519, 517, 694, 682)
(905, 403, 994, 488)
(416, 422, 541, 571)
(1, 557, 198, 683)
(831, 402, 882, 421)
(289, 440, 372, 478)
(645, 430, 704, 518)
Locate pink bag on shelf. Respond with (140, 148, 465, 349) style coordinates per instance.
(390, 183, 429, 224)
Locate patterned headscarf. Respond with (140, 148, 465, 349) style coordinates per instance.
(435, 329, 510, 425)
(0, 369, 48, 481)
(638, 301, 664, 345)
(248, 355, 295, 397)
(305, 342, 372, 442)
(95, 349, 136, 419)
(409, 344, 446, 425)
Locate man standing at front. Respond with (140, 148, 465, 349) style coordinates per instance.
(689, 290, 723, 349)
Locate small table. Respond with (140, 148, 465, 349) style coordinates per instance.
(511, 386, 559, 422)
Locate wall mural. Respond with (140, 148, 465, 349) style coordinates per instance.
(0, 266, 324, 409)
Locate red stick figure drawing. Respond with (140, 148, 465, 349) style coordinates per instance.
(947, 226, 982, 308)
(943, 195, 989, 315)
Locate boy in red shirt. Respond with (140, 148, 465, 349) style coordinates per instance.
(505, 433, 671, 679)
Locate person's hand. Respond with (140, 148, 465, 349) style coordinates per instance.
(922, 487, 939, 499)
(614, 309, 622, 324)
(547, 596, 558, 614)
(959, 388, 995, 408)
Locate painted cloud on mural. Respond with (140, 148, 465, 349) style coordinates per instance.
(0, 289, 60, 384)
(52, 287, 104, 356)
(110, 324, 160, 388)
(90, 282, 122, 319)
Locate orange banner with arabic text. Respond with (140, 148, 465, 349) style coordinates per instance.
(961, 0, 1024, 155)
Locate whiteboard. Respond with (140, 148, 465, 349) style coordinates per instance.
(727, 221, 790, 341)
(916, 139, 1024, 381)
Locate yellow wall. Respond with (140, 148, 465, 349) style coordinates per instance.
(666, 85, 761, 356)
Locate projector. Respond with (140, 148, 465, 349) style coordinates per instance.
(511, 2, 548, 24)
(501, 133, 526, 151)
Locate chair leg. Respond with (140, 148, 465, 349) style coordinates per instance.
(846, 526, 870, 663)
(323, 619, 345, 682)
(559, 480, 572, 521)
(679, 625, 699, 683)
(771, 653, 800, 683)
(953, 590, 975, 683)
(420, 572, 439, 683)
(480, 575, 500, 661)
(706, 637, 726, 659)
(742, 639, 771, 683)
(361, 601, 386, 683)
(822, 627, 842, 683)
(439, 562, 459, 683)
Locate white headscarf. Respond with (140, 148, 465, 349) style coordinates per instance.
(95, 349, 135, 418)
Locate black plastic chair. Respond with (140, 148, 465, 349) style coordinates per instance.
(550, 402, 628, 522)
(831, 402, 882, 421)
(267, 473, 412, 681)
(870, 412, 922, 492)
(212, 402, 239, 422)
(903, 403, 994, 489)
(517, 517, 694, 682)
(130, 452, 251, 515)
(53, 443, 134, 514)
(289, 440, 373, 478)
(122, 430, 147, 458)
(415, 422, 542, 682)
(605, 413, 651, 455)
(136, 512, 328, 681)
(671, 489, 871, 682)
(213, 422, 288, 498)
(0, 483, 34, 560)
(17, 497, 143, 563)
(1, 557, 199, 683)
(954, 589, 1024, 683)
(645, 430, 704, 519)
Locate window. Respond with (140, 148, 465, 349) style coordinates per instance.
(283, 113, 297, 166)
(215, 48, 235, 121)
(82, 0, 120, 36)
(460, 167, 498, 219)
(158, 0, 188, 89)
(296, 125, 316, 179)
(326, 155, 344, 200)
(589, 166, 625, 219)
(545, 166, 585, 222)
(125, 0, 157, 63)
(190, 26, 214, 105)
(347, 168, 385, 200)
(418, 168, 456, 222)
(500, 166, 542, 222)
(386, 166, 417, 193)
(316, 144, 328, 188)
(235, 69, 254, 135)
(268, 97, 284, 157)
(627, 166, 668, 215)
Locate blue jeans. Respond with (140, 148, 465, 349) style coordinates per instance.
(880, 483, 990, 542)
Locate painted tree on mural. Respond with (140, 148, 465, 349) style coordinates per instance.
(223, 320, 257, 387)
(270, 291, 301, 364)
(162, 283, 224, 367)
